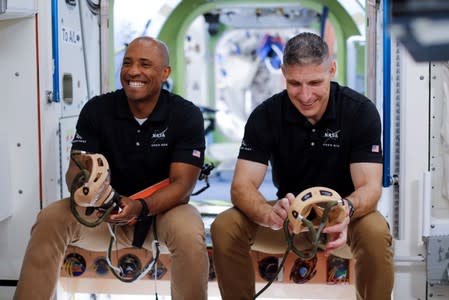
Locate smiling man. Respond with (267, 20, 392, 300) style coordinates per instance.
(211, 32, 394, 300)
(120, 37, 170, 115)
(14, 37, 209, 300)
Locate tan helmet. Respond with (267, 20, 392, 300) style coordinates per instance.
(287, 186, 352, 259)
(71, 153, 116, 208)
(288, 186, 346, 234)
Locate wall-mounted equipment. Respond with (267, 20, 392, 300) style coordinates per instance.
(0, 0, 37, 20)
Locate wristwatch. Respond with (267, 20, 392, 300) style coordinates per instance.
(343, 198, 355, 218)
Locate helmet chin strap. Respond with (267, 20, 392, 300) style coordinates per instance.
(254, 186, 347, 299)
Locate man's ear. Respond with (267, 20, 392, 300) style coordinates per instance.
(162, 66, 171, 82)
(329, 60, 337, 79)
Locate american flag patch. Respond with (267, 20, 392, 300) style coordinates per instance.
(371, 145, 380, 153)
(192, 150, 201, 158)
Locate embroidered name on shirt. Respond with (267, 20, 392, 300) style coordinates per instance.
(322, 129, 341, 148)
(152, 132, 166, 139)
(72, 132, 87, 144)
(151, 127, 168, 147)
(240, 139, 253, 151)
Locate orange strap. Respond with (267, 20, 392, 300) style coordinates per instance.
(126, 178, 170, 225)
(130, 178, 170, 200)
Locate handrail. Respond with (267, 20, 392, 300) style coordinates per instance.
(382, 0, 391, 187)
(51, 0, 60, 102)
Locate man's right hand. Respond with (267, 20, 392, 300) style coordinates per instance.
(266, 193, 295, 230)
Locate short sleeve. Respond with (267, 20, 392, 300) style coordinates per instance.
(350, 101, 383, 163)
(238, 106, 271, 165)
(171, 103, 205, 168)
(71, 99, 101, 153)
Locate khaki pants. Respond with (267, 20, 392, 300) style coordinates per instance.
(211, 208, 394, 300)
(13, 198, 209, 300)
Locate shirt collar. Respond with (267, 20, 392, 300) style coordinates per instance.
(115, 89, 169, 122)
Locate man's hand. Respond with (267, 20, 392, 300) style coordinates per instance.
(322, 207, 350, 256)
(266, 193, 295, 230)
(105, 196, 142, 225)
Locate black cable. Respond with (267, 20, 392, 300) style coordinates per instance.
(192, 163, 215, 195)
(287, 201, 338, 260)
(69, 189, 118, 227)
(107, 216, 161, 283)
(254, 249, 289, 299)
(254, 200, 338, 299)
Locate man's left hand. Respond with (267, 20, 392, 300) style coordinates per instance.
(105, 196, 142, 225)
(322, 213, 350, 256)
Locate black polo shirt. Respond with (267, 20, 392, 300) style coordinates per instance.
(239, 81, 382, 199)
(71, 89, 205, 196)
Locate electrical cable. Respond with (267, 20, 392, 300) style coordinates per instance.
(106, 220, 160, 284)
(254, 200, 338, 299)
